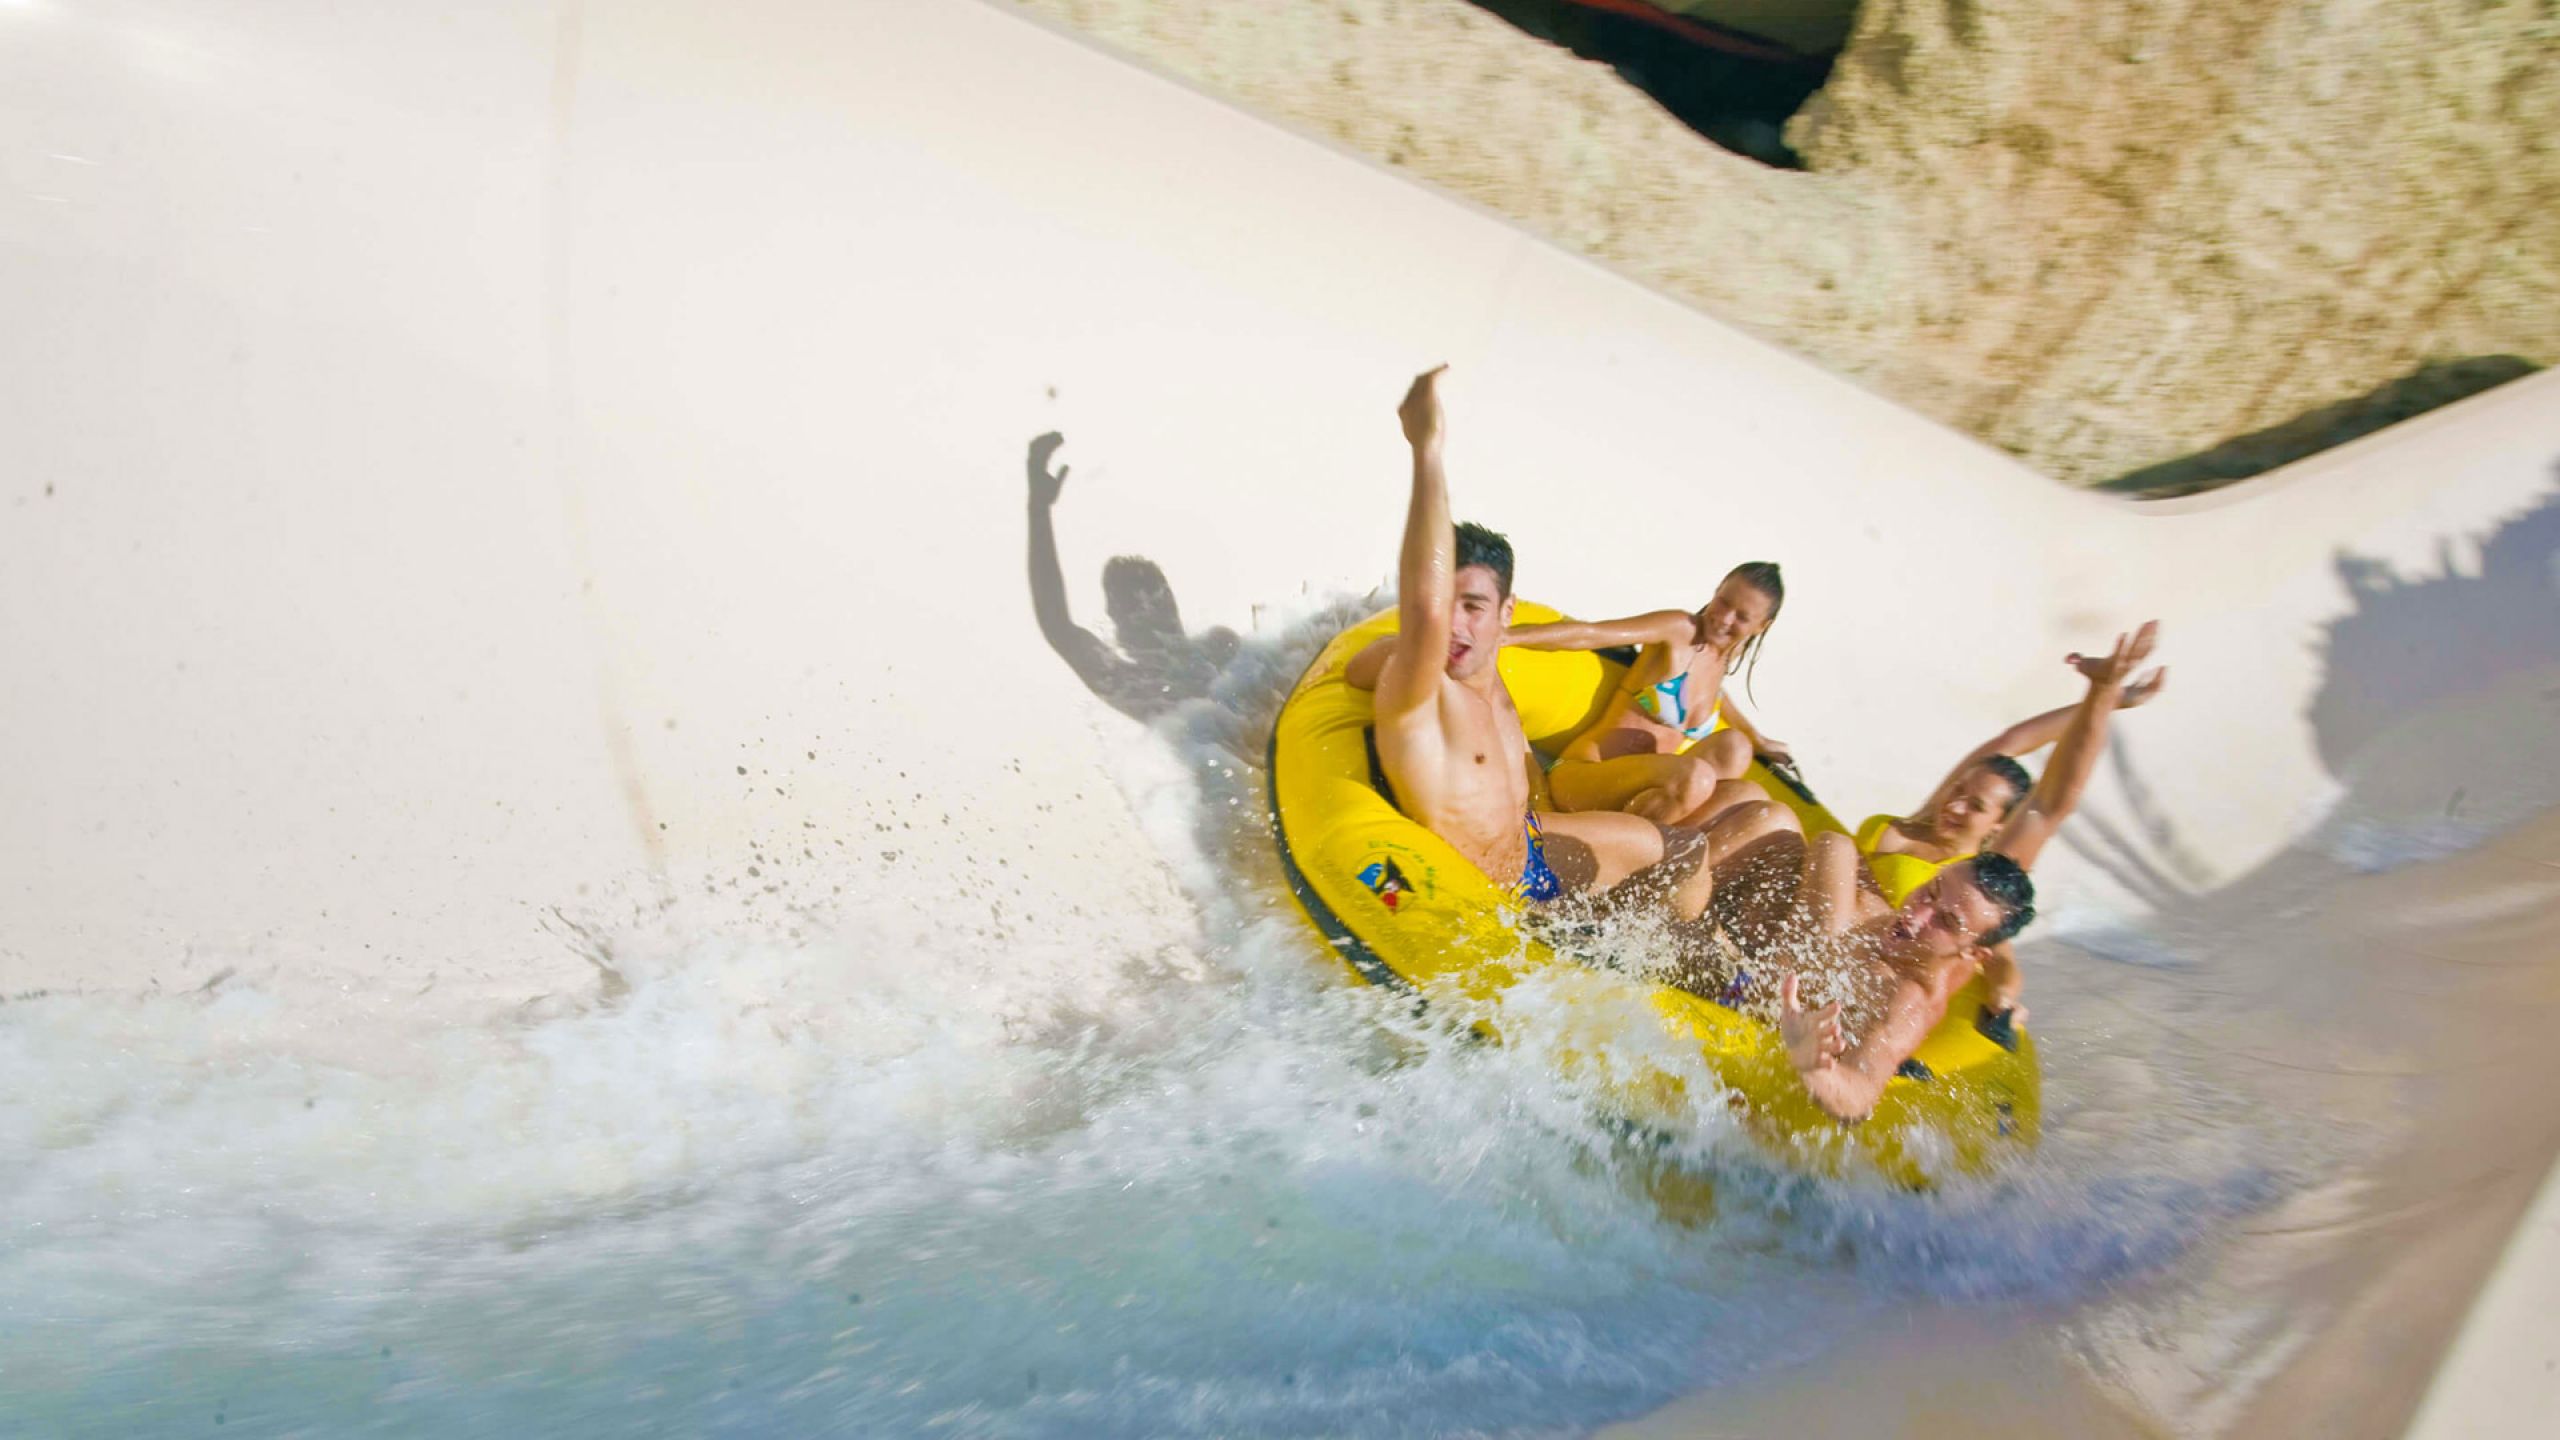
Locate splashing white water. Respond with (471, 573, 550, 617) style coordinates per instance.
(0, 601, 2311, 1437)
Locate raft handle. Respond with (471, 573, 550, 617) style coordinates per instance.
(1974, 1006, 2020, 1053)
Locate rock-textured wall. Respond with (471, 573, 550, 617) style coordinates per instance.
(1798, 0, 2559, 483)
(1012, 0, 2556, 487)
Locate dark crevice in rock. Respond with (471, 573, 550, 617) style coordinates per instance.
(2101, 356, 2543, 499)
(1465, 1, 1839, 168)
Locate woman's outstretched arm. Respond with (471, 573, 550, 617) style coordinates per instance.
(1910, 668, 2168, 820)
(1988, 623, 2163, 871)
(1504, 611, 1694, 652)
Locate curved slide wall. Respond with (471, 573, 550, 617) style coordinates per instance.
(5, 0, 2556, 1433)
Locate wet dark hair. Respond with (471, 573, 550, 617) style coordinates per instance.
(1453, 521, 1515, 599)
(1970, 852, 2037, 945)
(1978, 754, 2034, 817)
(1721, 561, 1784, 701)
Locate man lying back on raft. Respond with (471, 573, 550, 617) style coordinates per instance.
(1704, 652, 2168, 1018)
(1845, 661, 2168, 1018)
(1342, 366, 1713, 918)
(1740, 623, 2164, 1121)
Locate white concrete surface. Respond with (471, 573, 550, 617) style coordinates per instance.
(2408, 1149, 2560, 1439)
(4, 0, 2554, 1431)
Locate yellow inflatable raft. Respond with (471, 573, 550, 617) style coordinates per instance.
(1266, 604, 2040, 1187)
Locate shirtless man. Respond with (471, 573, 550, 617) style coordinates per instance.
(1848, 664, 2168, 1017)
(1754, 622, 2163, 1121)
(1352, 366, 1710, 915)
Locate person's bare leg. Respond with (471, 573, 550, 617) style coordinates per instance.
(1669, 775, 1776, 829)
(1643, 825, 1750, 997)
(1709, 824, 1811, 957)
(1532, 808, 1668, 894)
(1626, 757, 1720, 824)
(1697, 727, 1754, 782)
(1611, 824, 1715, 923)
(1696, 803, 1799, 918)
(1549, 754, 1684, 814)
(1664, 826, 1715, 922)
(1699, 796, 1800, 856)
(1799, 829, 1875, 937)
(1550, 752, 1718, 822)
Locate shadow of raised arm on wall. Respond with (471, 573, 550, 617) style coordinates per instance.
(2044, 462, 2560, 949)
(1025, 431, 1241, 727)
(2301, 466, 2560, 844)
(2050, 470, 2560, 908)
(2309, 473, 2560, 772)
(2057, 731, 2211, 912)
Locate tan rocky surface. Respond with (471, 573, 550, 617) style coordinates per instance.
(1010, 0, 2557, 487)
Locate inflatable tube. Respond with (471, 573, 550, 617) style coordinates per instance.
(1268, 605, 2041, 1186)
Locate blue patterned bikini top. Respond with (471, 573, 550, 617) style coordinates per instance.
(1632, 669, 1718, 742)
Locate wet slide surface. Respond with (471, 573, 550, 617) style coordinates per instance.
(4, 1, 2558, 1434)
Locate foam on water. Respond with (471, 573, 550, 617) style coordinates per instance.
(0, 606, 2330, 1437)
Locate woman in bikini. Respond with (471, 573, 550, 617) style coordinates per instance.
(1700, 641, 2167, 1012)
(1503, 562, 1788, 836)
(1838, 654, 2167, 1015)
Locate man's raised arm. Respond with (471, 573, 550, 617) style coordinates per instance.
(1374, 366, 1454, 725)
(1987, 621, 2162, 870)
(1913, 670, 2169, 819)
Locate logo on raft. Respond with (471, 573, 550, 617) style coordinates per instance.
(1357, 856, 1415, 911)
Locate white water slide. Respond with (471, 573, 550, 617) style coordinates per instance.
(6, 1, 2555, 1434)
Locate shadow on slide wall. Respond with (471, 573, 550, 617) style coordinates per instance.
(1022, 419, 2560, 915)
(2063, 464, 2560, 907)
(1024, 431, 1240, 729)
(2309, 468, 2560, 792)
